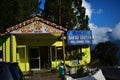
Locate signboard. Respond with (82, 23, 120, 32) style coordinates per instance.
(72, 60, 79, 65)
(67, 30, 92, 45)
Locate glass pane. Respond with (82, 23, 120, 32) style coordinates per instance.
(29, 48, 39, 58)
(52, 46, 55, 61)
(17, 48, 25, 60)
(29, 48, 40, 69)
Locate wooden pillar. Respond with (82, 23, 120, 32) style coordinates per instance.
(50, 47, 52, 68)
(62, 33, 65, 70)
(55, 46, 57, 68)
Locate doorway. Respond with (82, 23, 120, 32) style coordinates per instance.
(29, 47, 40, 70)
(40, 46, 51, 69)
(29, 47, 51, 70)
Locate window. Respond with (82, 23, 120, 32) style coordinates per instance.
(52, 46, 63, 61)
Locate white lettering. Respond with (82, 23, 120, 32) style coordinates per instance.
(69, 36, 79, 40)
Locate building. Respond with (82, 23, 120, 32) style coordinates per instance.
(0, 16, 91, 72)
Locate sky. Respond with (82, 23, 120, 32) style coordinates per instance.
(39, 0, 120, 44)
(82, 0, 120, 44)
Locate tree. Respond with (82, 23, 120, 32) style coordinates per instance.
(43, 0, 90, 64)
(0, 0, 38, 32)
(92, 41, 119, 67)
(73, 0, 90, 30)
(44, 0, 90, 30)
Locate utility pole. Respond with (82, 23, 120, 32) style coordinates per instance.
(59, 0, 61, 25)
(59, 0, 66, 74)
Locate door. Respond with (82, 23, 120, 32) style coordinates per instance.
(40, 46, 51, 69)
(29, 47, 40, 70)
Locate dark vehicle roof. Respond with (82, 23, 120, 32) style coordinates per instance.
(0, 62, 23, 80)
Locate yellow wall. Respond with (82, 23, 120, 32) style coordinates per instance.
(12, 35, 29, 72)
(1, 35, 29, 72)
(80, 46, 91, 65)
(17, 45, 29, 72)
(3, 37, 11, 62)
(2, 36, 17, 62)
(52, 41, 63, 46)
(0, 46, 2, 50)
(52, 46, 91, 69)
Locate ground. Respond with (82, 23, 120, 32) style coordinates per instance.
(25, 70, 61, 80)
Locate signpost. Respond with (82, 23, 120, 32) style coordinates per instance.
(67, 30, 92, 45)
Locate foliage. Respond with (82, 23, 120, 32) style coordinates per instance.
(73, 0, 90, 30)
(69, 49, 84, 60)
(43, 0, 90, 30)
(91, 41, 119, 67)
(65, 46, 85, 60)
(0, 0, 38, 32)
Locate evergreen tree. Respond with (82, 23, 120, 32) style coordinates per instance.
(0, 0, 38, 32)
(72, 0, 89, 30)
(44, 0, 90, 30)
(92, 41, 119, 67)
